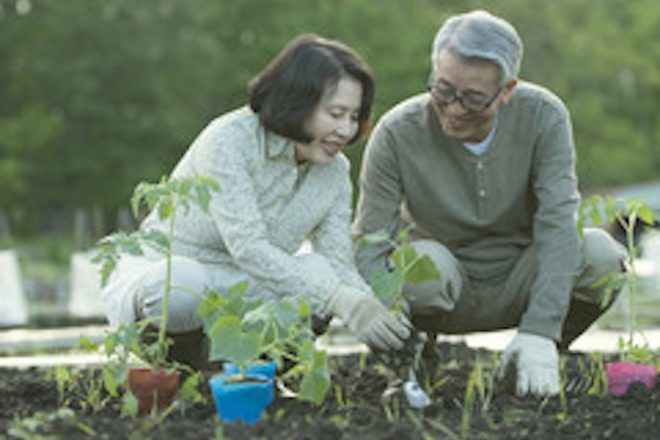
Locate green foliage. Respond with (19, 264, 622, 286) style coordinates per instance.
(3, 0, 660, 235)
(361, 225, 441, 315)
(131, 175, 220, 222)
(47, 362, 111, 414)
(460, 355, 497, 440)
(8, 408, 95, 439)
(575, 353, 609, 397)
(198, 284, 331, 405)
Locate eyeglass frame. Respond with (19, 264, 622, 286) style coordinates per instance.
(427, 82, 504, 113)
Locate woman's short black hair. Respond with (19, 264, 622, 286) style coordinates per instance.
(249, 34, 374, 145)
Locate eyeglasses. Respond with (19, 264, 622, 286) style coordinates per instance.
(427, 83, 503, 113)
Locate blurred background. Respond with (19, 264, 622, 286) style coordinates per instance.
(1, 0, 659, 329)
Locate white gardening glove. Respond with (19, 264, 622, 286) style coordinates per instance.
(497, 332, 559, 397)
(326, 287, 411, 351)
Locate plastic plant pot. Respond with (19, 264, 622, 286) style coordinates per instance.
(209, 373, 274, 424)
(606, 362, 658, 397)
(222, 360, 277, 380)
(127, 367, 181, 417)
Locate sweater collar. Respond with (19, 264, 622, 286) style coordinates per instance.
(266, 131, 296, 159)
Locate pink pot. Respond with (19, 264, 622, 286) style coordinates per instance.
(606, 362, 657, 397)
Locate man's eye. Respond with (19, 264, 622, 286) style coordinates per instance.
(436, 87, 454, 96)
(463, 94, 488, 104)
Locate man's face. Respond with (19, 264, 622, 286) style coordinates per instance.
(430, 48, 513, 143)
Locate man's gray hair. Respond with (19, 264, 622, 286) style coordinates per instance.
(431, 10, 523, 85)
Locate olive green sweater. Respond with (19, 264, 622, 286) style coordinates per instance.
(353, 81, 581, 341)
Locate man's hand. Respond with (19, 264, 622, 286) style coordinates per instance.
(327, 287, 411, 351)
(497, 332, 559, 396)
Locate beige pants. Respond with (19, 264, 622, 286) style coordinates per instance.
(404, 228, 627, 335)
(101, 248, 332, 333)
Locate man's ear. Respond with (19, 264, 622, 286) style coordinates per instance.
(500, 78, 518, 104)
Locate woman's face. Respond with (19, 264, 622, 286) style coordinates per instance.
(295, 76, 362, 165)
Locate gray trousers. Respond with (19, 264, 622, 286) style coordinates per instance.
(404, 228, 628, 346)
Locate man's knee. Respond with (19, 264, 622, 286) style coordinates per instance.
(404, 239, 463, 314)
(584, 228, 627, 274)
(575, 228, 628, 303)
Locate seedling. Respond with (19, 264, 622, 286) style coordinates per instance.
(91, 175, 219, 417)
(8, 408, 95, 439)
(359, 225, 442, 410)
(198, 281, 331, 405)
(48, 364, 109, 413)
(361, 225, 441, 316)
(94, 175, 220, 369)
(459, 354, 497, 440)
(578, 195, 656, 359)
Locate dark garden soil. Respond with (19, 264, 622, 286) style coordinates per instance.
(0, 342, 658, 440)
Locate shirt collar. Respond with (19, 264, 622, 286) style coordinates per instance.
(266, 131, 296, 159)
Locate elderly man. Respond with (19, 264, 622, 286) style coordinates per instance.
(353, 10, 627, 397)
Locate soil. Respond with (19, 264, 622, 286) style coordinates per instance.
(0, 342, 658, 440)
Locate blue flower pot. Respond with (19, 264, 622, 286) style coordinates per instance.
(222, 361, 277, 380)
(209, 373, 274, 424)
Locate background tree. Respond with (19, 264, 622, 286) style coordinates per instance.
(1, 0, 659, 239)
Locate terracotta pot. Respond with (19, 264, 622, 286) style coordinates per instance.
(127, 367, 181, 417)
(606, 361, 657, 397)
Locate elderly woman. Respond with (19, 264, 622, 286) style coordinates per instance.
(102, 34, 410, 367)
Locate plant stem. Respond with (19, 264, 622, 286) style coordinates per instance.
(624, 213, 638, 347)
(156, 210, 176, 367)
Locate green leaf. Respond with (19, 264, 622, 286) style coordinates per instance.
(195, 185, 212, 213)
(391, 243, 417, 270)
(297, 349, 330, 405)
(157, 198, 175, 220)
(120, 391, 139, 418)
(638, 203, 655, 225)
(99, 257, 116, 287)
(244, 299, 298, 335)
(179, 372, 204, 404)
(370, 269, 404, 303)
(208, 316, 261, 364)
(197, 290, 226, 330)
(101, 363, 127, 397)
(406, 254, 441, 284)
(140, 229, 170, 253)
(78, 335, 98, 351)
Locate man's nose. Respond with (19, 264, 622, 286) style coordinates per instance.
(444, 98, 467, 116)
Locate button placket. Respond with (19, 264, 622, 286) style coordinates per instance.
(476, 160, 486, 217)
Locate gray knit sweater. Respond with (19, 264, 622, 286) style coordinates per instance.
(353, 81, 581, 341)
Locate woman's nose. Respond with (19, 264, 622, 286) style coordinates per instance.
(335, 117, 354, 137)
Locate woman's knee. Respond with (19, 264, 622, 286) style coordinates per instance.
(403, 239, 464, 314)
(137, 256, 209, 332)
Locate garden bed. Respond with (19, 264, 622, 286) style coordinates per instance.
(1, 342, 658, 439)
